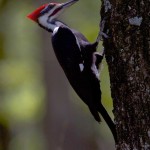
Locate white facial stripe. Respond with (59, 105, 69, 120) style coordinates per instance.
(38, 5, 63, 31)
(38, 14, 56, 30)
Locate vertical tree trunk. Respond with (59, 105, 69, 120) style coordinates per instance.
(100, 0, 150, 149)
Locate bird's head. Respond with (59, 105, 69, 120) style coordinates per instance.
(27, 0, 78, 31)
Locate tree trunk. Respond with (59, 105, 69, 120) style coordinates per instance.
(100, 0, 150, 149)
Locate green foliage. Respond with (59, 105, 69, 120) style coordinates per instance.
(0, 1, 45, 149)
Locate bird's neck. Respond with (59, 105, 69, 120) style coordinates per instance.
(54, 20, 68, 28)
(38, 16, 68, 33)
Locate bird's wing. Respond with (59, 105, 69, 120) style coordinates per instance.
(52, 26, 101, 122)
(52, 26, 83, 80)
(71, 29, 89, 42)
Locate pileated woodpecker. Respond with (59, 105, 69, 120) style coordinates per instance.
(27, 0, 117, 142)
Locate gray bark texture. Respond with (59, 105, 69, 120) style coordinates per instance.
(100, 0, 150, 149)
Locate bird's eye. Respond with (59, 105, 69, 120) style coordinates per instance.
(40, 4, 55, 15)
(48, 4, 55, 9)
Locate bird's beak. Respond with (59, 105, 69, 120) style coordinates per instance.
(61, 0, 78, 8)
(27, 4, 48, 22)
(48, 0, 78, 18)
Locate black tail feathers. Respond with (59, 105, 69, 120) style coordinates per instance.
(89, 107, 101, 123)
(98, 104, 118, 143)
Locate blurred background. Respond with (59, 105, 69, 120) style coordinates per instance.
(0, 0, 115, 150)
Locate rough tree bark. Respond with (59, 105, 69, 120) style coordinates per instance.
(100, 0, 150, 149)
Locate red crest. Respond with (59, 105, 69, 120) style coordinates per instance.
(27, 4, 48, 22)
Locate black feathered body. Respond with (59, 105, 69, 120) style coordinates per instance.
(52, 26, 102, 122)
